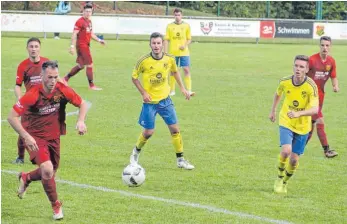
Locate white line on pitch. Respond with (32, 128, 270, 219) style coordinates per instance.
(1, 101, 92, 122)
(2, 170, 292, 224)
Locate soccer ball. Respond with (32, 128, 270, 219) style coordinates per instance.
(122, 163, 146, 187)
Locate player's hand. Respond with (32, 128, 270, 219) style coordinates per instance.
(287, 110, 300, 119)
(69, 46, 75, 55)
(333, 86, 339, 92)
(23, 134, 39, 152)
(180, 88, 191, 100)
(179, 46, 185, 50)
(142, 92, 152, 103)
(99, 39, 106, 45)
(269, 111, 276, 122)
(76, 121, 87, 135)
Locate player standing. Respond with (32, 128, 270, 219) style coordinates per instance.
(64, 3, 105, 90)
(269, 55, 318, 194)
(13, 38, 49, 164)
(164, 8, 194, 96)
(306, 36, 339, 158)
(8, 61, 89, 220)
(129, 32, 194, 170)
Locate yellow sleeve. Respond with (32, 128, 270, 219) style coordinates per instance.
(309, 84, 319, 108)
(165, 25, 170, 41)
(132, 59, 143, 79)
(186, 24, 191, 40)
(170, 57, 178, 73)
(276, 81, 284, 96)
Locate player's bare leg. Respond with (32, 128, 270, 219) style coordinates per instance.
(13, 137, 25, 164)
(64, 64, 84, 83)
(86, 64, 102, 90)
(316, 117, 338, 158)
(183, 66, 194, 96)
(168, 124, 194, 170)
(40, 161, 63, 220)
(130, 129, 154, 164)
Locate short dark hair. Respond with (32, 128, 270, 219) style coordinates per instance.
(320, 36, 332, 43)
(294, 55, 309, 63)
(84, 3, 93, 10)
(173, 8, 182, 14)
(27, 37, 41, 46)
(150, 32, 164, 42)
(42, 60, 59, 72)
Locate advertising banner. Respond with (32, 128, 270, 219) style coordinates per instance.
(274, 21, 313, 38)
(260, 21, 275, 38)
(313, 23, 347, 40)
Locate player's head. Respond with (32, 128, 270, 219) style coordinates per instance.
(319, 36, 332, 57)
(26, 37, 41, 59)
(293, 55, 309, 78)
(83, 3, 93, 19)
(173, 8, 183, 23)
(150, 32, 164, 55)
(41, 60, 59, 92)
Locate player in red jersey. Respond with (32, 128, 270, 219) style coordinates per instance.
(64, 3, 105, 90)
(8, 61, 89, 220)
(306, 36, 340, 158)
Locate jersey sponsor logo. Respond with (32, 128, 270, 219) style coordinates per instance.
(325, 65, 331, 71)
(293, 100, 299, 107)
(38, 103, 60, 115)
(30, 76, 42, 84)
(314, 71, 329, 80)
(156, 73, 162, 79)
(200, 22, 213, 35)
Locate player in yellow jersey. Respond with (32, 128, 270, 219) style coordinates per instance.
(129, 32, 194, 170)
(269, 55, 319, 194)
(164, 8, 194, 96)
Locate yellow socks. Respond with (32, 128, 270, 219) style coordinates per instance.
(136, 133, 148, 150)
(278, 154, 288, 179)
(184, 76, 192, 91)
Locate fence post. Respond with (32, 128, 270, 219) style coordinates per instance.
(217, 1, 220, 17)
(166, 1, 169, 16)
(113, 1, 116, 10)
(266, 1, 270, 18)
(44, 12, 47, 39)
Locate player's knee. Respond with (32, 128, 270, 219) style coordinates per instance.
(40, 161, 54, 179)
(281, 145, 291, 157)
(183, 67, 190, 75)
(78, 64, 85, 70)
(289, 156, 299, 166)
(143, 129, 154, 138)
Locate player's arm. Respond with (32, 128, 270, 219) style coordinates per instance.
(7, 94, 39, 151)
(15, 64, 24, 100)
(269, 82, 283, 122)
(182, 25, 192, 49)
(330, 60, 339, 92)
(170, 59, 190, 100)
(91, 32, 106, 45)
(132, 78, 151, 103)
(62, 86, 88, 135)
(69, 29, 79, 55)
(164, 25, 170, 53)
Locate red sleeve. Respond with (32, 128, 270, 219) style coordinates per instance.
(308, 56, 314, 70)
(16, 63, 25, 86)
(74, 19, 83, 31)
(331, 59, 337, 78)
(60, 85, 82, 107)
(13, 90, 38, 115)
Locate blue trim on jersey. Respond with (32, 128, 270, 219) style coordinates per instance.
(175, 56, 190, 67)
(138, 97, 178, 129)
(279, 126, 309, 155)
